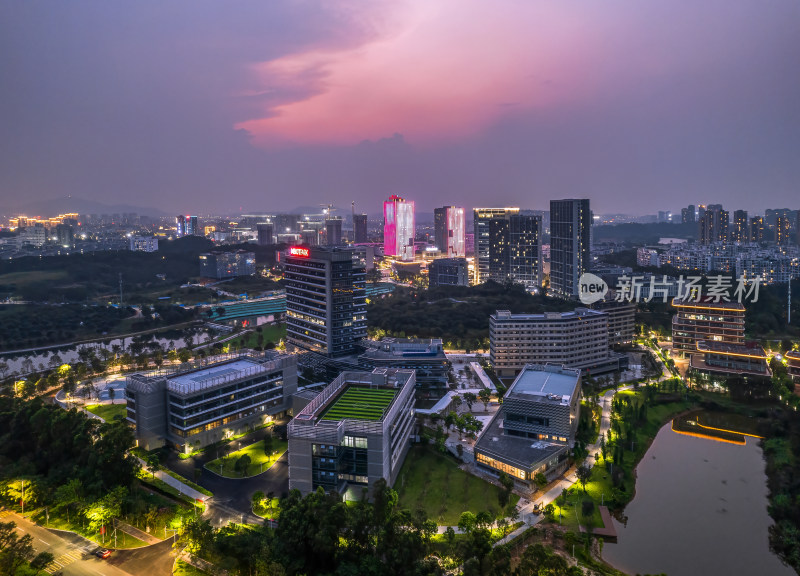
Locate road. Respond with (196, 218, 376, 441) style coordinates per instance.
(1, 510, 174, 576)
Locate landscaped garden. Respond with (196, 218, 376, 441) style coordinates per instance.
(395, 445, 519, 525)
(205, 437, 287, 478)
(85, 403, 127, 422)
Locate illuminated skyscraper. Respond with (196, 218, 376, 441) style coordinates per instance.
(473, 207, 519, 284)
(434, 206, 465, 257)
(549, 199, 590, 299)
(383, 195, 415, 261)
(176, 215, 198, 237)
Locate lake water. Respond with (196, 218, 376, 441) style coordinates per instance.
(602, 422, 793, 576)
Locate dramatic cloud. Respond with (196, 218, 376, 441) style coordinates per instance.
(1, 1, 799, 215)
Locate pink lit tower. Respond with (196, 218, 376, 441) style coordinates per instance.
(383, 195, 415, 261)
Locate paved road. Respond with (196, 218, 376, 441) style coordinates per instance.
(163, 426, 289, 526)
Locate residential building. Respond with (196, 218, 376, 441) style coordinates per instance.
(285, 245, 366, 357)
(732, 210, 749, 243)
(681, 205, 696, 224)
(671, 298, 746, 357)
(129, 236, 159, 252)
(428, 257, 469, 287)
(287, 368, 415, 497)
(176, 215, 199, 237)
(199, 250, 256, 279)
(637, 248, 659, 267)
(434, 206, 466, 258)
(490, 308, 625, 377)
(126, 352, 297, 452)
(786, 351, 800, 387)
(699, 205, 729, 244)
(776, 215, 791, 246)
(359, 338, 450, 396)
(353, 214, 368, 243)
(473, 208, 519, 284)
(384, 195, 415, 261)
(474, 364, 580, 485)
(54, 224, 74, 247)
(549, 199, 591, 299)
(750, 217, 765, 243)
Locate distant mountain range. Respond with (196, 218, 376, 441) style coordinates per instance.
(1, 196, 169, 218)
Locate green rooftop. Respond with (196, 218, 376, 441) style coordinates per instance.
(320, 385, 397, 421)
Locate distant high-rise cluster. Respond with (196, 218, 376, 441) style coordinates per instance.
(383, 195, 415, 262)
(176, 214, 199, 237)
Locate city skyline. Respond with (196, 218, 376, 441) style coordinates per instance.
(2, 1, 800, 215)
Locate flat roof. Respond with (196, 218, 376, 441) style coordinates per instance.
(474, 412, 566, 471)
(167, 358, 266, 395)
(672, 298, 745, 310)
(493, 308, 604, 321)
(697, 340, 767, 357)
(319, 385, 398, 422)
(507, 365, 580, 404)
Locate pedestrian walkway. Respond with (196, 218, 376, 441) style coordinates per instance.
(137, 457, 210, 503)
(44, 550, 82, 574)
(115, 519, 162, 545)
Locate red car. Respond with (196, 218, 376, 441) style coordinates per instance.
(94, 549, 111, 559)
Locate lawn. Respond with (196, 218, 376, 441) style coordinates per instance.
(174, 560, 211, 576)
(85, 403, 127, 422)
(38, 508, 149, 550)
(395, 445, 519, 526)
(234, 324, 287, 349)
(205, 438, 288, 478)
(321, 386, 397, 421)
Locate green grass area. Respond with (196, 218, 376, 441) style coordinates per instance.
(320, 385, 397, 421)
(252, 497, 281, 519)
(395, 445, 519, 525)
(138, 470, 207, 511)
(234, 324, 287, 349)
(205, 438, 288, 478)
(160, 468, 213, 497)
(85, 403, 127, 422)
(174, 560, 211, 576)
(35, 508, 149, 550)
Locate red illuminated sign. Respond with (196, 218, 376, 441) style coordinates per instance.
(289, 246, 310, 258)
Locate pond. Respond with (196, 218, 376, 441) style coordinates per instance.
(602, 420, 793, 576)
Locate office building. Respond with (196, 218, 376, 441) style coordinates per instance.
(199, 250, 256, 279)
(434, 206, 466, 258)
(353, 214, 368, 243)
(53, 224, 74, 247)
(176, 215, 199, 237)
(732, 210, 749, 243)
(126, 352, 297, 452)
(325, 217, 343, 246)
(428, 257, 469, 287)
(490, 308, 625, 377)
(384, 195, 415, 261)
(690, 341, 771, 379)
(473, 208, 542, 289)
(129, 236, 159, 252)
(592, 300, 636, 345)
(360, 338, 450, 396)
(285, 246, 366, 357)
(508, 213, 543, 289)
(671, 298, 745, 357)
(287, 368, 415, 497)
(474, 364, 580, 485)
(257, 223, 274, 246)
(549, 199, 591, 299)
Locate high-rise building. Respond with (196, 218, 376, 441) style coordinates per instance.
(288, 368, 415, 497)
(325, 217, 343, 246)
(353, 214, 368, 243)
(433, 206, 466, 258)
(199, 250, 256, 279)
(681, 205, 696, 224)
(549, 199, 591, 299)
(130, 236, 159, 252)
(474, 208, 518, 284)
(257, 223, 274, 246)
(732, 210, 749, 243)
(750, 216, 765, 243)
(54, 223, 74, 247)
(508, 213, 543, 289)
(285, 246, 366, 357)
(176, 215, 199, 237)
(776, 215, 791, 246)
(698, 205, 729, 244)
(383, 195, 415, 261)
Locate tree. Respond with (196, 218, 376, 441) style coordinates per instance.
(252, 491, 265, 511)
(29, 551, 55, 576)
(463, 392, 477, 412)
(235, 454, 252, 477)
(458, 511, 477, 534)
(263, 431, 274, 456)
(498, 471, 515, 509)
(145, 453, 160, 479)
(478, 388, 491, 411)
(576, 463, 593, 494)
(53, 478, 83, 523)
(533, 472, 548, 490)
(108, 387, 116, 404)
(0, 522, 34, 576)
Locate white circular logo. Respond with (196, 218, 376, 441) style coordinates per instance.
(578, 273, 608, 305)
